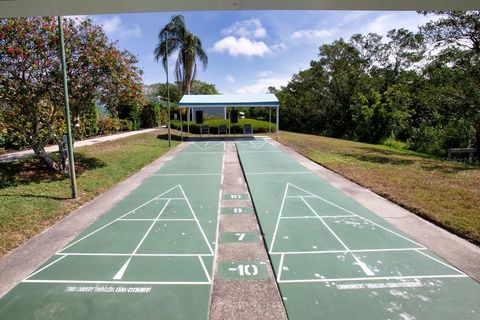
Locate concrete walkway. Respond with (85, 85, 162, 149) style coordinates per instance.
(0, 128, 159, 163)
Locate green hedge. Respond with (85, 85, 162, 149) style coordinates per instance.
(170, 118, 275, 134)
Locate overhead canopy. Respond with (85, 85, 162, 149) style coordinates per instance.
(179, 94, 279, 108)
(0, 0, 476, 18)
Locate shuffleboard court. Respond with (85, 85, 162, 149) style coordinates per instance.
(0, 142, 224, 320)
(237, 138, 480, 320)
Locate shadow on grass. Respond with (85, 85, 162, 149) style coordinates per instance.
(156, 134, 183, 141)
(357, 146, 439, 160)
(340, 152, 416, 166)
(0, 152, 107, 189)
(420, 162, 480, 174)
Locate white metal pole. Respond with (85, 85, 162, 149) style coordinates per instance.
(276, 106, 279, 140)
(187, 107, 190, 136)
(269, 107, 272, 133)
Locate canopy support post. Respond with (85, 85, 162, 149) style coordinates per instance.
(187, 107, 190, 136)
(228, 107, 231, 135)
(276, 106, 279, 140)
(180, 107, 183, 141)
(269, 107, 272, 133)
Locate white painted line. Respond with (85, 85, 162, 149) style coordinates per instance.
(270, 248, 428, 255)
(119, 218, 196, 221)
(352, 254, 375, 276)
(280, 216, 317, 219)
(192, 142, 223, 151)
(23, 255, 67, 281)
(130, 199, 171, 255)
(277, 253, 285, 282)
(301, 196, 350, 251)
(240, 151, 282, 153)
(58, 185, 182, 253)
(152, 173, 221, 176)
(112, 199, 171, 280)
(56, 253, 214, 257)
(269, 183, 289, 254)
(301, 195, 376, 277)
(286, 195, 316, 198)
(280, 215, 355, 219)
(277, 274, 469, 283)
(181, 152, 224, 154)
(290, 183, 426, 249)
(179, 185, 215, 255)
(198, 256, 212, 284)
(246, 172, 312, 175)
(22, 279, 212, 285)
(113, 257, 132, 280)
(415, 249, 466, 275)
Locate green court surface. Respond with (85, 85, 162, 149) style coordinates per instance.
(0, 142, 224, 320)
(237, 139, 480, 320)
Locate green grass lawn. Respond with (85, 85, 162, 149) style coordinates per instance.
(277, 131, 480, 245)
(0, 129, 178, 255)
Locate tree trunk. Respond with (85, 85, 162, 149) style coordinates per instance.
(58, 139, 68, 173)
(32, 142, 62, 172)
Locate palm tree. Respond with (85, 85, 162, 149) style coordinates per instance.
(154, 15, 208, 95)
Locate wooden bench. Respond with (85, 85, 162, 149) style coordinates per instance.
(447, 148, 477, 163)
(200, 125, 210, 135)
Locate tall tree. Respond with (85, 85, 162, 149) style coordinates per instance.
(420, 11, 480, 154)
(0, 17, 144, 171)
(153, 15, 208, 95)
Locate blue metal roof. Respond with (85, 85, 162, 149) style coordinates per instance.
(178, 94, 279, 108)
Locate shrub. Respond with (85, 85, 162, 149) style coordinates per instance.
(170, 118, 276, 134)
(408, 123, 444, 156)
(117, 104, 140, 131)
(442, 118, 475, 150)
(75, 102, 99, 139)
(120, 119, 134, 131)
(98, 117, 120, 134)
(383, 134, 408, 150)
(140, 103, 161, 128)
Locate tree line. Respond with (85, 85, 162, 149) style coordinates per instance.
(272, 11, 479, 157)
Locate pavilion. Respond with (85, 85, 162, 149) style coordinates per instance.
(178, 94, 280, 138)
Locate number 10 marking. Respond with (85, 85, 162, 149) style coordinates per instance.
(229, 264, 259, 276)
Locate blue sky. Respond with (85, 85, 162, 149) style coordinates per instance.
(75, 11, 432, 94)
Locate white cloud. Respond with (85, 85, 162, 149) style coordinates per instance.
(222, 19, 267, 39)
(96, 16, 142, 40)
(256, 70, 272, 78)
(340, 11, 370, 24)
(271, 42, 287, 52)
(291, 28, 339, 41)
(235, 76, 290, 95)
(226, 74, 235, 83)
(359, 13, 431, 36)
(212, 36, 271, 57)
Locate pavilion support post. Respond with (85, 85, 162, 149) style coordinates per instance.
(228, 107, 231, 135)
(180, 107, 183, 141)
(269, 107, 272, 133)
(276, 106, 279, 140)
(187, 107, 190, 136)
